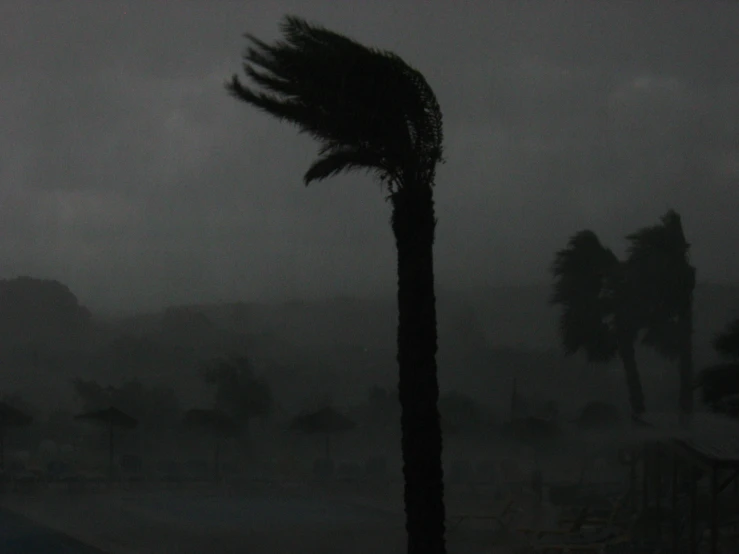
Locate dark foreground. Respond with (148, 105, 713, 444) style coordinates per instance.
(0, 508, 105, 554)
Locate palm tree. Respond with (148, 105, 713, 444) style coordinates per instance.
(201, 355, 273, 452)
(696, 318, 739, 416)
(713, 318, 739, 359)
(625, 210, 696, 416)
(225, 16, 446, 554)
(551, 230, 646, 416)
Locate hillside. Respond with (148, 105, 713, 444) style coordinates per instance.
(110, 283, 739, 411)
(174, 283, 739, 362)
(7, 283, 738, 416)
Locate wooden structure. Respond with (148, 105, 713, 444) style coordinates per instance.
(632, 413, 739, 554)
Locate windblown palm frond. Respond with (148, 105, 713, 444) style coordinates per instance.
(550, 230, 620, 361)
(226, 15, 443, 192)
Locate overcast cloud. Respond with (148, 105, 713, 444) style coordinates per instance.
(1, 1, 738, 313)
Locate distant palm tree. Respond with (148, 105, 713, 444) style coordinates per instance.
(225, 16, 446, 554)
(551, 230, 646, 416)
(713, 318, 739, 359)
(697, 316, 739, 416)
(626, 210, 696, 416)
(201, 355, 273, 453)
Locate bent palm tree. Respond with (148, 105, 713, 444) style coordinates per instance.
(551, 230, 646, 416)
(626, 210, 696, 416)
(225, 16, 446, 554)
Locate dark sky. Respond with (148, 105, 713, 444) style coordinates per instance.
(2, 2, 738, 313)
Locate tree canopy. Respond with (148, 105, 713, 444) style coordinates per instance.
(0, 277, 91, 347)
(201, 356, 273, 423)
(226, 15, 444, 193)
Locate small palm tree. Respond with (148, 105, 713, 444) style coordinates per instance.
(626, 210, 696, 416)
(713, 318, 739, 359)
(225, 15, 446, 553)
(201, 356, 273, 452)
(698, 316, 739, 417)
(551, 230, 646, 416)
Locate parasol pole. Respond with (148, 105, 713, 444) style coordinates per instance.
(214, 436, 221, 482)
(109, 417, 114, 482)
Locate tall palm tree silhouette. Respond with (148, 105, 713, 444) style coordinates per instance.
(551, 230, 646, 416)
(225, 15, 447, 554)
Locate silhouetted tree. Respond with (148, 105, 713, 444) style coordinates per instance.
(0, 393, 37, 421)
(697, 317, 739, 417)
(551, 231, 646, 416)
(0, 277, 91, 354)
(713, 318, 739, 359)
(201, 356, 272, 448)
(697, 363, 739, 415)
(226, 15, 446, 553)
(626, 210, 696, 416)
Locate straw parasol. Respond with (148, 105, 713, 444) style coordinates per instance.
(75, 406, 138, 481)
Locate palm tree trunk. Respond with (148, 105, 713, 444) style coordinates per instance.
(214, 437, 221, 482)
(109, 421, 114, 482)
(617, 338, 646, 418)
(678, 309, 694, 419)
(241, 417, 252, 459)
(392, 185, 446, 554)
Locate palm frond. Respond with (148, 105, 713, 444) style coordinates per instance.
(226, 15, 443, 192)
(303, 147, 391, 185)
(626, 210, 695, 356)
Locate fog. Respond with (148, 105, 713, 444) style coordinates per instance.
(1, 2, 739, 312)
(1, 2, 739, 554)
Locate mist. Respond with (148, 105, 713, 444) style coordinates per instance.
(0, 2, 738, 554)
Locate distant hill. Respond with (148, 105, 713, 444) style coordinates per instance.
(160, 283, 739, 361)
(106, 283, 739, 411)
(9, 280, 739, 416)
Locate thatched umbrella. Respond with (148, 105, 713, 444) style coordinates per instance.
(289, 406, 356, 460)
(183, 408, 240, 480)
(75, 406, 138, 481)
(0, 402, 32, 471)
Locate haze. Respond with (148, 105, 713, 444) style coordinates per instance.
(1, 3, 739, 554)
(1, 2, 737, 313)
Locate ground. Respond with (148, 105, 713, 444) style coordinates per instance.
(0, 480, 553, 554)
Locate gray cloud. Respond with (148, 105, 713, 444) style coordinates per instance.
(1, 1, 738, 313)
